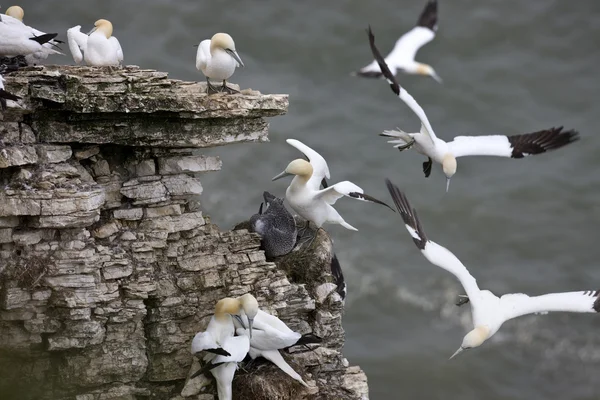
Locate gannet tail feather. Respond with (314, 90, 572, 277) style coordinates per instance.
(260, 349, 309, 387)
(30, 33, 58, 45)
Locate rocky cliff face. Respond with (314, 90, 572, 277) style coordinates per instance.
(0, 66, 368, 400)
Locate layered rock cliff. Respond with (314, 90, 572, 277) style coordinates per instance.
(0, 66, 368, 400)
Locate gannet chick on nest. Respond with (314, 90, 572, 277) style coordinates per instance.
(67, 19, 123, 66)
(196, 33, 244, 94)
(386, 179, 600, 360)
(272, 139, 394, 235)
(250, 191, 297, 258)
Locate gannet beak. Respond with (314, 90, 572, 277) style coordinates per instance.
(248, 318, 253, 339)
(87, 27, 97, 35)
(445, 177, 451, 193)
(449, 346, 464, 360)
(225, 49, 244, 68)
(431, 72, 443, 84)
(272, 170, 292, 181)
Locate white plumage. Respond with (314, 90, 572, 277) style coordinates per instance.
(272, 139, 393, 232)
(368, 27, 579, 191)
(196, 33, 244, 94)
(356, 0, 441, 83)
(67, 19, 123, 66)
(386, 180, 600, 359)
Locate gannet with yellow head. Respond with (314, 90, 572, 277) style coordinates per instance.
(272, 139, 394, 235)
(196, 33, 244, 94)
(67, 18, 123, 66)
(369, 27, 579, 192)
(387, 179, 600, 360)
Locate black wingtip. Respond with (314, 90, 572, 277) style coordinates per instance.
(355, 70, 384, 79)
(204, 348, 231, 357)
(416, 0, 438, 31)
(330, 253, 347, 300)
(295, 333, 323, 346)
(508, 126, 580, 158)
(348, 191, 395, 212)
(593, 291, 600, 312)
(385, 179, 428, 249)
(190, 361, 225, 379)
(30, 33, 58, 45)
(367, 26, 401, 96)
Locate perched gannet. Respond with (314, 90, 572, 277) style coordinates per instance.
(233, 294, 320, 387)
(67, 19, 123, 66)
(386, 179, 600, 359)
(196, 33, 244, 94)
(0, 73, 21, 110)
(2, 6, 63, 64)
(355, 0, 441, 83)
(368, 27, 579, 192)
(272, 139, 394, 232)
(250, 191, 297, 258)
(0, 14, 58, 59)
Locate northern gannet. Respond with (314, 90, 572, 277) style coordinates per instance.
(272, 138, 394, 232)
(67, 19, 123, 66)
(233, 294, 321, 387)
(0, 13, 58, 59)
(2, 6, 63, 64)
(250, 191, 297, 258)
(369, 27, 579, 192)
(196, 33, 244, 94)
(0, 73, 20, 110)
(355, 0, 441, 83)
(386, 179, 600, 359)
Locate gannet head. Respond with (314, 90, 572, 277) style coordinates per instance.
(210, 33, 244, 67)
(442, 154, 457, 192)
(272, 159, 313, 182)
(237, 293, 258, 338)
(416, 63, 442, 84)
(5, 6, 24, 21)
(90, 19, 113, 38)
(215, 297, 240, 316)
(450, 326, 490, 359)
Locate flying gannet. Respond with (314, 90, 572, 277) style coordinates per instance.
(196, 33, 244, 94)
(368, 26, 579, 192)
(386, 179, 600, 359)
(67, 19, 123, 66)
(272, 138, 394, 233)
(355, 0, 441, 83)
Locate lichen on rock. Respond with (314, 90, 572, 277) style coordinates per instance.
(0, 66, 367, 400)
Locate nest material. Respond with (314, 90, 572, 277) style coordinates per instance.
(231, 357, 306, 400)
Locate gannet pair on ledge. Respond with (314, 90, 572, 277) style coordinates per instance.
(190, 294, 318, 399)
(273, 139, 394, 233)
(386, 179, 600, 359)
(67, 19, 123, 66)
(0, 6, 60, 63)
(355, 0, 441, 83)
(196, 33, 244, 94)
(368, 27, 579, 192)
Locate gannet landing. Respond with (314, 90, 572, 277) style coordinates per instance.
(0, 74, 20, 110)
(233, 294, 320, 387)
(3, 6, 64, 64)
(250, 191, 297, 258)
(355, 0, 441, 83)
(386, 179, 600, 360)
(196, 33, 244, 94)
(272, 139, 394, 233)
(67, 19, 123, 66)
(368, 27, 579, 192)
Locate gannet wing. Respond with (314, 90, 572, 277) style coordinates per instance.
(196, 39, 210, 72)
(447, 127, 579, 158)
(190, 331, 230, 357)
(356, 0, 437, 77)
(315, 181, 394, 211)
(67, 25, 87, 64)
(109, 36, 123, 63)
(368, 27, 438, 144)
(236, 326, 299, 350)
(286, 138, 330, 190)
(500, 290, 600, 321)
(386, 179, 481, 299)
(258, 349, 309, 387)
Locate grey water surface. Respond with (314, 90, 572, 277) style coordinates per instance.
(15, 0, 600, 398)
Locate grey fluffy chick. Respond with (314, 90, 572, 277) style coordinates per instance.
(250, 191, 297, 258)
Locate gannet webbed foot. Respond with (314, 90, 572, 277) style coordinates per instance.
(220, 80, 240, 94)
(456, 294, 470, 307)
(423, 157, 433, 178)
(206, 78, 221, 95)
